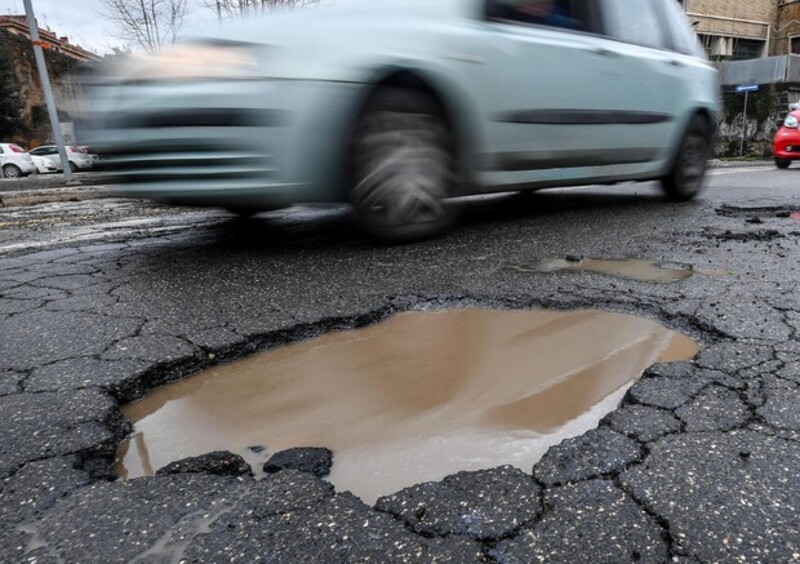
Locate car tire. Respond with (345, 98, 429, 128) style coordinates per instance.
(661, 114, 711, 202)
(69, 162, 78, 173)
(775, 158, 791, 169)
(2, 164, 22, 179)
(348, 88, 458, 242)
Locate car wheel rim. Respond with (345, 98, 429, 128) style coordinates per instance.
(4, 166, 19, 178)
(352, 111, 452, 227)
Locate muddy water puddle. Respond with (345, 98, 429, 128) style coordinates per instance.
(508, 258, 729, 282)
(116, 309, 698, 503)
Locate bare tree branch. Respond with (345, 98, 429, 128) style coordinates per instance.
(97, 0, 190, 53)
(201, 0, 319, 19)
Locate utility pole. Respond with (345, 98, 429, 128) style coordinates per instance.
(22, 0, 74, 183)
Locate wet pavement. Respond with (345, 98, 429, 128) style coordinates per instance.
(1, 165, 799, 561)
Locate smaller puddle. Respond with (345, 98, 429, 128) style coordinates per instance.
(116, 309, 698, 503)
(507, 258, 728, 282)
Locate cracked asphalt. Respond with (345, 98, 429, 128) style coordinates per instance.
(1, 165, 799, 562)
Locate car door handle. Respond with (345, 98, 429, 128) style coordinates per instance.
(669, 59, 685, 67)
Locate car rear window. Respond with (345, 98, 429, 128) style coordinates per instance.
(601, 0, 668, 50)
(9, 144, 26, 153)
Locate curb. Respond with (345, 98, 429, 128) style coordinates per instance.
(0, 186, 114, 208)
(708, 159, 772, 168)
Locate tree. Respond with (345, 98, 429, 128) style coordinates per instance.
(98, 0, 190, 53)
(0, 42, 24, 139)
(203, 0, 319, 18)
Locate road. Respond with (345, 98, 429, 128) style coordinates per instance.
(1, 165, 798, 561)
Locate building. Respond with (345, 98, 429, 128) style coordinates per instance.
(682, 0, 776, 60)
(0, 15, 99, 62)
(680, 0, 800, 60)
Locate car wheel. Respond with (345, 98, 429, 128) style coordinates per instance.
(775, 158, 791, 169)
(661, 114, 711, 201)
(69, 162, 78, 173)
(2, 164, 22, 179)
(349, 88, 458, 242)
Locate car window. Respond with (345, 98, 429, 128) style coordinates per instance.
(601, 0, 668, 50)
(486, 0, 592, 33)
(655, 0, 704, 57)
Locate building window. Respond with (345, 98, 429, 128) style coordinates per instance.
(699, 35, 764, 61)
(791, 36, 800, 55)
(732, 39, 765, 60)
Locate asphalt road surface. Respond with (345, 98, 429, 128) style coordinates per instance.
(1, 165, 799, 562)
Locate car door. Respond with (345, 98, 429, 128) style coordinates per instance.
(475, 0, 669, 189)
(591, 0, 682, 163)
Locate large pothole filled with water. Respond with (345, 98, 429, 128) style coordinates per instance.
(116, 309, 698, 503)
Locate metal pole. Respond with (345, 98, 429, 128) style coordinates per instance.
(216, 0, 222, 22)
(22, 0, 74, 183)
(740, 90, 749, 157)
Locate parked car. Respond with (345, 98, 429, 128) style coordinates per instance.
(31, 154, 59, 174)
(773, 110, 800, 169)
(81, 0, 720, 241)
(0, 143, 36, 179)
(29, 145, 95, 173)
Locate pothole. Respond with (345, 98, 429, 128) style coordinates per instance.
(507, 258, 728, 282)
(115, 308, 698, 503)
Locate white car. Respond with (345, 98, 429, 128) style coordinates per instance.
(29, 145, 95, 173)
(0, 143, 36, 178)
(31, 154, 59, 174)
(83, 0, 720, 241)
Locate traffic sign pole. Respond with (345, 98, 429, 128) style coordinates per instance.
(735, 85, 758, 157)
(740, 90, 749, 157)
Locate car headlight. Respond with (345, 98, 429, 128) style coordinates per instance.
(123, 42, 261, 82)
(784, 115, 799, 129)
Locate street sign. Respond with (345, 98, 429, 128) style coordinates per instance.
(736, 84, 759, 93)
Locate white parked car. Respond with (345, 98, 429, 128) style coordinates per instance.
(29, 145, 95, 173)
(31, 154, 59, 174)
(0, 143, 36, 178)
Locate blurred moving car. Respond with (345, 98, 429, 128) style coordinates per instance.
(31, 154, 59, 174)
(773, 109, 800, 169)
(81, 0, 720, 241)
(0, 143, 36, 179)
(29, 145, 95, 173)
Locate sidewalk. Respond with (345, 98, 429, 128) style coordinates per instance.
(708, 158, 773, 168)
(0, 184, 114, 207)
(0, 172, 116, 207)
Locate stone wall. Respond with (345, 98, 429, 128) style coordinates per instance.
(0, 27, 85, 145)
(714, 85, 800, 157)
